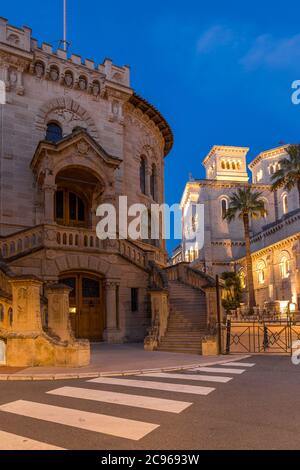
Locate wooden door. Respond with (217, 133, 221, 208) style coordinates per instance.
(60, 273, 105, 341)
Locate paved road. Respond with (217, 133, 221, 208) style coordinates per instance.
(0, 356, 299, 450)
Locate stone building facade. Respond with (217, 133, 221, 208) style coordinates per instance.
(177, 145, 300, 311)
(0, 18, 174, 344)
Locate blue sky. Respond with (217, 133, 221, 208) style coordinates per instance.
(2, 0, 300, 252)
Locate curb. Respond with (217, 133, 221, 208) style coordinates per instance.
(0, 355, 251, 381)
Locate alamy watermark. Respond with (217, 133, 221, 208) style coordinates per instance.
(96, 196, 204, 249)
(291, 80, 300, 105)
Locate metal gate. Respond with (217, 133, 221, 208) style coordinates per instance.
(223, 320, 300, 355)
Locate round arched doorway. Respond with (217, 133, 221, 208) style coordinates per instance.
(60, 271, 105, 341)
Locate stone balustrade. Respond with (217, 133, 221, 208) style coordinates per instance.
(0, 226, 44, 260)
(0, 224, 160, 272)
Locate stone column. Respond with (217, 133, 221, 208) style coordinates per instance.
(43, 184, 57, 224)
(9, 277, 43, 335)
(46, 284, 73, 342)
(103, 279, 121, 343)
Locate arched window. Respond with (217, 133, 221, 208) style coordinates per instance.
(226, 161, 230, 170)
(55, 190, 86, 227)
(237, 161, 241, 170)
(280, 255, 290, 279)
(221, 198, 228, 219)
(46, 122, 63, 143)
(257, 261, 266, 285)
(221, 161, 226, 170)
(150, 164, 157, 201)
(232, 161, 236, 170)
(283, 194, 288, 215)
(0, 304, 4, 323)
(140, 156, 146, 194)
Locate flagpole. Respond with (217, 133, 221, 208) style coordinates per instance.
(63, 0, 67, 51)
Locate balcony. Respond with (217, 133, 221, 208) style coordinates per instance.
(0, 224, 163, 271)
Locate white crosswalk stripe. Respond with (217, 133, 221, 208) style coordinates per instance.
(0, 362, 255, 448)
(0, 430, 64, 450)
(192, 367, 246, 375)
(0, 400, 159, 441)
(89, 377, 215, 395)
(47, 386, 192, 413)
(142, 373, 233, 383)
(221, 362, 256, 368)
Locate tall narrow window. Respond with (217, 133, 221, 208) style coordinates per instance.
(46, 122, 63, 143)
(140, 157, 146, 194)
(280, 256, 290, 279)
(283, 194, 288, 215)
(55, 190, 86, 227)
(221, 198, 228, 219)
(55, 190, 64, 221)
(257, 262, 266, 285)
(150, 164, 157, 201)
(131, 288, 139, 312)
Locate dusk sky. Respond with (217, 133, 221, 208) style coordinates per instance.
(2, 0, 300, 252)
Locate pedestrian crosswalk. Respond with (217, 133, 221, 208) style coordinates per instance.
(0, 430, 65, 450)
(0, 360, 256, 449)
(192, 366, 246, 375)
(47, 386, 193, 413)
(88, 377, 216, 395)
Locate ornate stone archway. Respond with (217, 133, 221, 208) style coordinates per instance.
(35, 97, 100, 142)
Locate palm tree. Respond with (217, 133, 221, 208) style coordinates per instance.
(224, 187, 267, 311)
(271, 144, 300, 206)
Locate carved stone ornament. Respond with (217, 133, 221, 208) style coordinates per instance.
(17, 287, 28, 321)
(92, 82, 100, 96)
(77, 140, 90, 155)
(64, 72, 73, 87)
(50, 68, 59, 81)
(35, 62, 44, 78)
(112, 101, 119, 115)
(9, 70, 17, 84)
(79, 78, 87, 91)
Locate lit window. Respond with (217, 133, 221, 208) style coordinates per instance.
(280, 256, 290, 279)
(283, 194, 288, 215)
(232, 161, 236, 170)
(226, 161, 230, 170)
(221, 161, 226, 170)
(257, 262, 266, 285)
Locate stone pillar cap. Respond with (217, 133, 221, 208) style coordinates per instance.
(45, 283, 73, 292)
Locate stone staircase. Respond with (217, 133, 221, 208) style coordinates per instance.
(157, 280, 207, 355)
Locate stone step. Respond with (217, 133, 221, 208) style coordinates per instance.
(158, 348, 202, 355)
